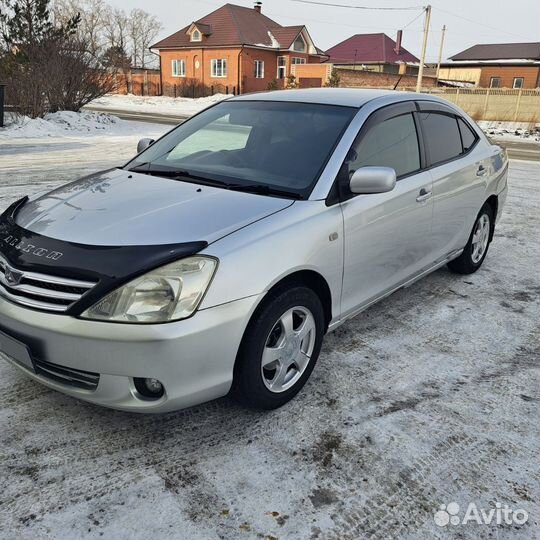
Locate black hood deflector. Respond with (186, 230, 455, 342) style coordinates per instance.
(0, 197, 208, 315)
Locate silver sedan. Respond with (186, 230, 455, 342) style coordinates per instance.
(0, 89, 508, 412)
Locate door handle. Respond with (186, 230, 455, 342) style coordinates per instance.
(416, 189, 432, 203)
(476, 165, 487, 176)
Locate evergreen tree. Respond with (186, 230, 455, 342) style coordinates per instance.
(325, 68, 341, 88)
(1, 0, 80, 48)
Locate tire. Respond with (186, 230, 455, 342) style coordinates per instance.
(232, 286, 325, 410)
(447, 203, 494, 275)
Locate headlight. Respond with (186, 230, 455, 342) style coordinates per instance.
(81, 256, 217, 323)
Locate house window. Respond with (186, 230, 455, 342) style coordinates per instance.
(211, 58, 227, 78)
(277, 56, 286, 79)
(191, 29, 201, 42)
(172, 59, 186, 77)
(254, 60, 264, 78)
(513, 77, 524, 89)
(292, 57, 306, 65)
(293, 35, 306, 52)
(489, 77, 501, 88)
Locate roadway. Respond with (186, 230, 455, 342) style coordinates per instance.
(83, 105, 540, 162)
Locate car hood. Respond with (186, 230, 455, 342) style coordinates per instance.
(15, 169, 294, 246)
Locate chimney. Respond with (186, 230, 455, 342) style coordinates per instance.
(254, 1, 262, 13)
(394, 30, 402, 55)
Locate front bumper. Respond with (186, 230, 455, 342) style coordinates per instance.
(0, 294, 262, 412)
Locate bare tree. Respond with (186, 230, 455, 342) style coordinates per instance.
(51, 0, 162, 68)
(102, 6, 128, 52)
(46, 38, 116, 112)
(53, 0, 107, 57)
(128, 8, 161, 68)
(0, 0, 115, 117)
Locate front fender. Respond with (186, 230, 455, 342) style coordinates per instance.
(199, 200, 344, 325)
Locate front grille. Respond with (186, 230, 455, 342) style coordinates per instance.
(0, 254, 97, 312)
(34, 358, 100, 391)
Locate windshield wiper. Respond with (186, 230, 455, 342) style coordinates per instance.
(225, 183, 302, 199)
(127, 164, 224, 186)
(127, 165, 302, 199)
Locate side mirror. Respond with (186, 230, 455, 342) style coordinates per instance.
(349, 166, 396, 194)
(137, 138, 155, 153)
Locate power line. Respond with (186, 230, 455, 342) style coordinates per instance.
(291, 0, 424, 10)
(435, 7, 525, 40)
(402, 9, 425, 29)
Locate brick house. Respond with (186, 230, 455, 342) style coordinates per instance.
(150, 2, 327, 96)
(324, 32, 420, 75)
(439, 42, 540, 88)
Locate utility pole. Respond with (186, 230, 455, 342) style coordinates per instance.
(436, 24, 446, 80)
(416, 4, 432, 92)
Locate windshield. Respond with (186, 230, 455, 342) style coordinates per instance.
(125, 100, 357, 198)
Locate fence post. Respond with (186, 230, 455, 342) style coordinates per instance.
(482, 87, 491, 119)
(455, 87, 460, 106)
(174, 84, 177, 98)
(0, 84, 5, 128)
(514, 88, 523, 122)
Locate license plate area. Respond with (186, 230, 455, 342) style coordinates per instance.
(0, 330, 35, 372)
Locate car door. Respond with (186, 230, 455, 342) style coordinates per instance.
(338, 103, 435, 319)
(416, 103, 487, 261)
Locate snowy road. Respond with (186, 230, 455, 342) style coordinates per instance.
(0, 130, 539, 540)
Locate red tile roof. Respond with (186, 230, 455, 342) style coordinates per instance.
(325, 33, 419, 65)
(151, 3, 322, 52)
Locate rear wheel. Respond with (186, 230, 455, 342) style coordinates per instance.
(448, 203, 494, 274)
(232, 286, 325, 409)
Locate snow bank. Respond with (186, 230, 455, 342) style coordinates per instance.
(479, 120, 540, 143)
(0, 111, 152, 139)
(88, 93, 231, 116)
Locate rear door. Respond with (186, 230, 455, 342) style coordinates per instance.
(416, 102, 486, 260)
(338, 102, 434, 318)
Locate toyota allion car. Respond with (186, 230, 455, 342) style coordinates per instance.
(0, 89, 508, 412)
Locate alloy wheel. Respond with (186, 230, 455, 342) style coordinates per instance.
(471, 213, 490, 264)
(261, 306, 316, 393)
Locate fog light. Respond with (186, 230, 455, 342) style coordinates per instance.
(134, 377, 165, 399)
(145, 378, 163, 395)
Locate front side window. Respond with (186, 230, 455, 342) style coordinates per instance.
(420, 112, 462, 165)
(126, 101, 356, 198)
(211, 59, 227, 77)
(513, 77, 524, 89)
(277, 56, 286, 79)
(490, 77, 501, 88)
(347, 113, 420, 178)
(254, 60, 264, 78)
(172, 59, 186, 77)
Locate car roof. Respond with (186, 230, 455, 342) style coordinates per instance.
(229, 88, 424, 108)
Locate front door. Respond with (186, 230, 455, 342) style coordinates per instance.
(339, 105, 434, 318)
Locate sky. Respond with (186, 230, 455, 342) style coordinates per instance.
(108, 0, 540, 62)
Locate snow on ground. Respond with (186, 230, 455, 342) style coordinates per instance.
(88, 93, 231, 116)
(0, 111, 168, 139)
(0, 131, 538, 539)
(479, 120, 540, 143)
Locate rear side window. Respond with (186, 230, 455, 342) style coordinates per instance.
(457, 117, 478, 152)
(420, 112, 462, 165)
(348, 113, 420, 178)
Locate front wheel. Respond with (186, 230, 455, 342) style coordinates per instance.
(448, 203, 494, 274)
(232, 286, 325, 409)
